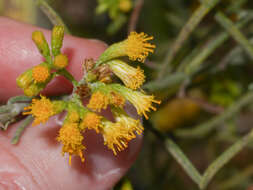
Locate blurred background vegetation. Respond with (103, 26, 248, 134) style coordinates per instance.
(2, 0, 253, 189)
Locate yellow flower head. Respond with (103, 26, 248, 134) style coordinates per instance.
(110, 91, 126, 108)
(113, 108, 144, 138)
(112, 85, 161, 119)
(124, 32, 155, 62)
(53, 54, 69, 69)
(23, 96, 55, 126)
(101, 120, 131, 155)
(57, 123, 85, 165)
(80, 112, 101, 133)
(32, 65, 50, 83)
(87, 91, 110, 112)
(97, 32, 155, 65)
(108, 60, 145, 89)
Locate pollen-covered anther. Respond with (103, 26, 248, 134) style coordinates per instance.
(80, 112, 101, 133)
(87, 91, 110, 112)
(23, 95, 55, 126)
(125, 32, 155, 62)
(32, 65, 50, 83)
(57, 123, 85, 165)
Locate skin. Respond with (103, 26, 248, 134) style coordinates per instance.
(0, 17, 142, 190)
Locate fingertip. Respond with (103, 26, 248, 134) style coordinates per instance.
(0, 113, 142, 190)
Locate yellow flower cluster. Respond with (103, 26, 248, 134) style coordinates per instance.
(17, 27, 68, 97)
(57, 122, 85, 165)
(19, 27, 160, 165)
(32, 65, 50, 83)
(23, 96, 56, 126)
(80, 112, 101, 133)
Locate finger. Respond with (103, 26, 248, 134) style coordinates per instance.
(0, 17, 143, 190)
(0, 111, 142, 190)
(0, 17, 107, 102)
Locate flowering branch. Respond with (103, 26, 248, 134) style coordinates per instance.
(13, 25, 160, 165)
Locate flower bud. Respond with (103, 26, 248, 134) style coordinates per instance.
(53, 54, 68, 69)
(51, 26, 64, 56)
(23, 83, 44, 97)
(32, 31, 50, 58)
(16, 69, 33, 89)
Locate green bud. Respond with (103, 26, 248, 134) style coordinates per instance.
(32, 31, 50, 58)
(86, 72, 97, 82)
(23, 83, 44, 97)
(51, 26, 64, 56)
(16, 69, 33, 89)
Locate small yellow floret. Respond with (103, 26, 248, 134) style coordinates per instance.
(87, 91, 110, 112)
(32, 65, 50, 83)
(57, 123, 85, 165)
(124, 66, 145, 89)
(54, 54, 68, 69)
(101, 120, 132, 155)
(114, 109, 144, 138)
(115, 87, 161, 119)
(130, 93, 160, 119)
(108, 60, 145, 89)
(125, 32, 155, 63)
(80, 112, 101, 133)
(23, 96, 55, 126)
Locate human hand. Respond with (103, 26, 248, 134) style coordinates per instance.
(0, 17, 142, 190)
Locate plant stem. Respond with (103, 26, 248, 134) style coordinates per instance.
(36, 0, 71, 34)
(56, 69, 78, 87)
(143, 72, 187, 92)
(165, 138, 203, 185)
(145, 122, 202, 185)
(11, 115, 34, 144)
(158, 0, 220, 78)
(175, 91, 253, 138)
(128, 0, 144, 34)
(7, 96, 32, 105)
(215, 12, 253, 60)
(200, 129, 253, 189)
